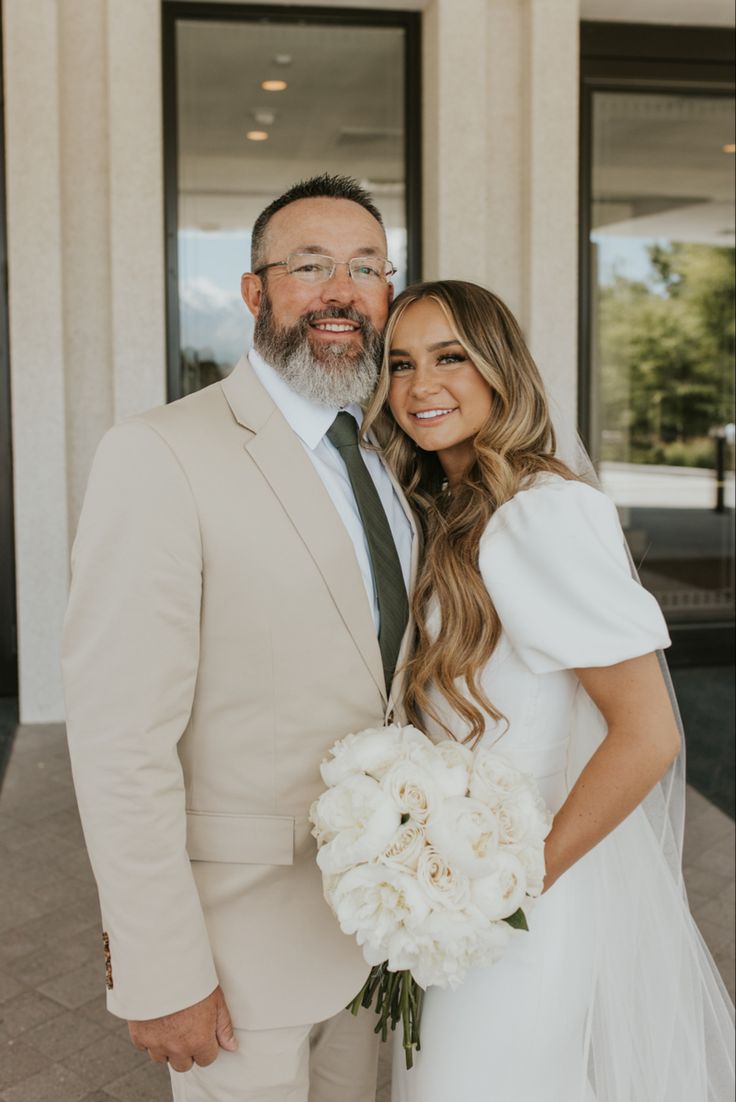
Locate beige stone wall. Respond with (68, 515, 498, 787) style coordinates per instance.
(4, 0, 166, 721)
(6, 0, 726, 721)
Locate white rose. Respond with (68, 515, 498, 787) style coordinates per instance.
(415, 846, 471, 910)
(313, 775, 401, 874)
(469, 750, 526, 810)
(381, 759, 439, 823)
(381, 821, 427, 872)
(426, 796, 499, 878)
(471, 851, 528, 921)
(330, 864, 431, 963)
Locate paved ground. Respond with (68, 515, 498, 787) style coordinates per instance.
(0, 724, 733, 1102)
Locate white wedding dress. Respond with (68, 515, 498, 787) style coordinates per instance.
(392, 475, 735, 1102)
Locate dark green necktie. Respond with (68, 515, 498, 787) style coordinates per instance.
(327, 412, 409, 693)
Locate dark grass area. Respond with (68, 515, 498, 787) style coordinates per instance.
(671, 666, 735, 820)
(0, 695, 18, 792)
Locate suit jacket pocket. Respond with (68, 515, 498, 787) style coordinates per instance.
(186, 810, 295, 866)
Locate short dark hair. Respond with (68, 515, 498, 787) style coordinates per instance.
(250, 173, 385, 270)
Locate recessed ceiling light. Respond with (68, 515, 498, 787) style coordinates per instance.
(723, 143, 736, 154)
(246, 130, 269, 142)
(272, 54, 292, 66)
(261, 79, 288, 92)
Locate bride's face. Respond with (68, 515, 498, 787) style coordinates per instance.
(387, 298, 492, 485)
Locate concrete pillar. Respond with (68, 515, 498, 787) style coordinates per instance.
(4, 0, 70, 722)
(423, 0, 580, 453)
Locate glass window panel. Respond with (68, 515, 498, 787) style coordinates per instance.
(589, 91, 735, 626)
(174, 17, 408, 397)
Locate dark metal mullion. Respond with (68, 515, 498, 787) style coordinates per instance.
(162, 7, 182, 402)
(404, 13, 422, 283)
(0, 0, 18, 697)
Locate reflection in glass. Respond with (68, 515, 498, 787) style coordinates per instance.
(175, 19, 407, 396)
(589, 92, 735, 625)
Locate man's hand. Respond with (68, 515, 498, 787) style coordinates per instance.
(128, 985, 238, 1072)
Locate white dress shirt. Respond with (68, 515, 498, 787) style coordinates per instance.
(249, 348, 413, 633)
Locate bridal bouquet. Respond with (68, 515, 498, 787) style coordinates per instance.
(309, 723, 552, 1068)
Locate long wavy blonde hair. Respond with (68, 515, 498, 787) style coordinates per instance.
(363, 280, 577, 745)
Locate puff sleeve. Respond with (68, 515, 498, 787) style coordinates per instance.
(479, 476, 670, 674)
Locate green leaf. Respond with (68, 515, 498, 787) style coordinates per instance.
(503, 907, 529, 931)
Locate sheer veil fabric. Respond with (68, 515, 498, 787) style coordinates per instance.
(557, 427, 734, 1099)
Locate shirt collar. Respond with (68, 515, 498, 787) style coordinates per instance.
(248, 347, 365, 451)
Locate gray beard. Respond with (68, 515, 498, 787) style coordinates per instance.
(253, 292, 382, 408)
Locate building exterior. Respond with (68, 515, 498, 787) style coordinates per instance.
(1, 0, 734, 723)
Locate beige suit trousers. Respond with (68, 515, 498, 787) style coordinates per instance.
(168, 1007, 380, 1101)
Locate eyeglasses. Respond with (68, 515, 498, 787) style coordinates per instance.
(254, 252, 397, 285)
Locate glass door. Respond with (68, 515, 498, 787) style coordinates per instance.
(163, 3, 421, 399)
(580, 24, 735, 663)
(588, 91, 734, 633)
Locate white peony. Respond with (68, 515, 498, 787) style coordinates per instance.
(406, 738, 473, 799)
(312, 775, 401, 874)
(320, 723, 432, 787)
(331, 863, 431, 962)
(469, 750, 526, 810)
(495, 784, 552, 850)
(415, 846, 471, 910)
(517, 840, 547, 897)
(425, 795, 499, 878)
(381, 820, 427, 872)
(471, 851, 528, 921)
(389, 906, 503, 989)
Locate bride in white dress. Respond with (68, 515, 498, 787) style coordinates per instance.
(362, 280, 735, 1101)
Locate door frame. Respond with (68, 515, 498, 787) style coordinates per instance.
(578, 22, 735, 667)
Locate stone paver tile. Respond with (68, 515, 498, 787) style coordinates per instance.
(0, 975, 25, 1007)
(76, 996, 128, 1036)
(696, 917, 736, 958)
(683, 862, 731, 903)
(22, 1009, 108, 1063)
(97, 1059, 170, 1102)
(0, 1061, 90, 1102)
(695, 889, 736, 933)
(5, 934, 99, 990)
(0, 1038, 48, 1090)
(0, 893, 55, 937)
(0, 908, 100, 968)
(695, 837, 735, 880)
(5, 788, 79, 826)
(0, 991, 63, 1039)
(61, 1034, 147, 1091)
(25, 877, 99, 914)
(38, 963, 105, 1011)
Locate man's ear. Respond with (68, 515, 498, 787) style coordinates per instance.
(241, 273, 262, 317)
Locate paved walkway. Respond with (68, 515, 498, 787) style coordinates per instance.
(0, 724, 733, 1101)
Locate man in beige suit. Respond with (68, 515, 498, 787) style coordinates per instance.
(62, 174, 417, 1100)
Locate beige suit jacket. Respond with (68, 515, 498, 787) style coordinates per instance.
(62, 357, 418, 1029)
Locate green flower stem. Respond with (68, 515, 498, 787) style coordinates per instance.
(348, 967, 423, 1070)
(401, 972, 414, 1070)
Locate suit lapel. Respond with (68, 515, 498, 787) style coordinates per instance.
(222, 358, 387, 703)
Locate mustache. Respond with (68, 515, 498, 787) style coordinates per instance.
(302, 305, 372, 330)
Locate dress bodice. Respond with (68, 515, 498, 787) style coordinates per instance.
(421, 475, 670, 811)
